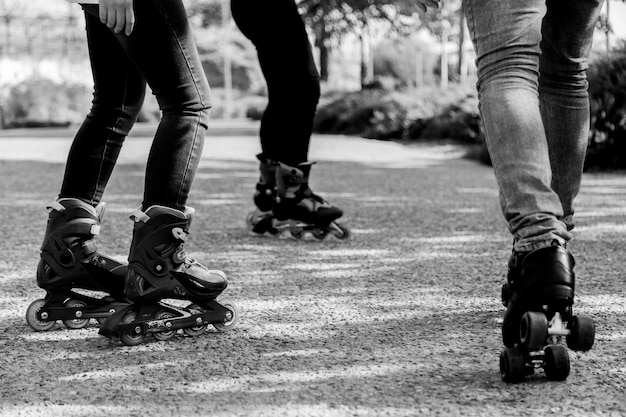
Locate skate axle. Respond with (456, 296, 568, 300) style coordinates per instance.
(547, 312, 570, 337)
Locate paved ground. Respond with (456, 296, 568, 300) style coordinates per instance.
(0, 123, 624, 417)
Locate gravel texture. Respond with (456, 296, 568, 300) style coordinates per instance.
(0, 127, 624, 417)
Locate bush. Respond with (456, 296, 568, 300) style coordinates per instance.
(313, 83, 481, 144)
(586, 41, 626, 170)
(1, 76, 91, 128)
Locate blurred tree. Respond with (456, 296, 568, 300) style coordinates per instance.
(298, 0, 469, 88)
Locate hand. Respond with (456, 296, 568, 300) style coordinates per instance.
(99, 0, 135, 36)
(412, 0, 441, 12)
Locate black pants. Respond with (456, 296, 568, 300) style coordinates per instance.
(231, 0, 320, 166)
(61, 1, 210, 211)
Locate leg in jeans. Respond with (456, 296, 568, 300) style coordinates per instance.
(59, 10, 145, 205)
(463, 0, 602, 352)
(71, 1, 236, 343)
(463, 0, 568, 252)
(540, 0, 605, 230)
(79, 0, 211, 211)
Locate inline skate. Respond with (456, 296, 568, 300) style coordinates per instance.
(499, 245, 595, 382)
(99, 205, 238, 346)
(246, 154, 278, 236)
(25, 198, 129, 331)
(246, 155, 350, 240)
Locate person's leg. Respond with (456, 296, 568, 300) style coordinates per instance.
(231, 0, 320, 166)
(84, 1, 236, 343)
(60, 7, 145, 205)
(540, 0, 605, 230)
(83, 0, 212, 211)
(463, 0, 585, 355)
(464, 0, 569, 253)
(30, 8, 142, 332)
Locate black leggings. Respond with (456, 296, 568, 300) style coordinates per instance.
(231, 0, 320, 166)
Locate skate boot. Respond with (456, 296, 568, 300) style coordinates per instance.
(99, 205, 238, 345)
(246, 154, 279, 235)
(499, 244, 595, 382)
(25, 198, 129, 331)
(270, 161, 349, 240)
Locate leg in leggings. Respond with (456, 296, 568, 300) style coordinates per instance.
(231, 0, 347, 239)
(231, 0, 319, 166)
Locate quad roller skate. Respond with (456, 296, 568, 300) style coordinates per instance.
(25, 198, 129, 331)
(499, 245, 595, 383)
(246, 155, 350, 240)
(99, 205, 238, 346)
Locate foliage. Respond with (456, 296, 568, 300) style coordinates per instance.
(586, 40, 626, 170)
(313, 83, 481, 142)
(0, 76, 90, 128)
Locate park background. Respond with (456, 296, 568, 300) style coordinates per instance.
(0, 0, 625, 170)
(1, 2, 626, 416)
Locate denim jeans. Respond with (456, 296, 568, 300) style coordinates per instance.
(463, 0, 605, 252)
(59, 0, 211, 211)
(231, 0, 320, 166)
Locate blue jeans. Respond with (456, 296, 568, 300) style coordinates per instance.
(463, 0, 605, 252)
(59, 0, 211, 211)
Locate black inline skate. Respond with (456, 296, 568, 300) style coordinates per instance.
(246, 155, 350, 240)
(25, 198, 129, 331)
(246, 154, 278, 236)
(499, 244, 595, 382)
(99, 205, 238, 346)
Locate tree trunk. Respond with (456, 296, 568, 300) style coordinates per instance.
(359, 29, 371, 89)
(457, 8, 466, 80)
(316, 22, 330, 82)
(440, 27, 448, 89)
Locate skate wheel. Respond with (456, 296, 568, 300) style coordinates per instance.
(567, 316, 595, 352)
(182, 304, 207, 336)
(25, 299, 55, 331)
(520, 311, 548, 350)
(290, 228, 304, 239)
(119, 311, 146, 346)
(213, 301, 239, 332)
(312, 228, 328, 240)
(183, 324, 207, 337)
(331, 222, 350, 240)
(62, 299, 90, 329)
(500, 348, 526, 383)
(152, 310, 177, 341)
(544, 345, 570, 381)
(501, 283, 510, 307)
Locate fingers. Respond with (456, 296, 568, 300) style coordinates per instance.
(124, 8, 135, 36)
(99, 1, 134, 36)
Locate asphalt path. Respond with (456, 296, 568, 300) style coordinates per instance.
(0, 123, 624, 417)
